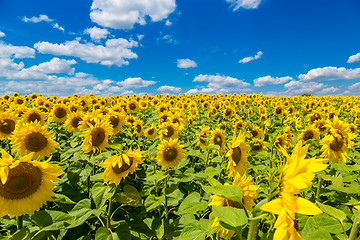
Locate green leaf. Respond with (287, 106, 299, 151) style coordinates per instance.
(10, 227, 30, 240)
(91, 182, 115, 209)
(202, 184, 243, 203)
(212, 206, 248, 233)
(177, 192, 208, 215)
(305, 229, 332, 240)
(115, 221, 132, 240)
(32, 210, 74, 231)
(95, 227, 112, 240)
(115, 185, 142, 207)
(145, 195, 164, 212)
(317, 202, 347, 223)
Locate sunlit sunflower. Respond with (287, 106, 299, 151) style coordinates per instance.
(10, 121, 59, 160)
(127, 100, 139, 113)
(64, 111, 84, 132)
(0, 150, 63, 218)
(233, 119, 246, 132)
(248, 126, 263, 139)
(156, 138, 186, 170)
(209, 175, 258, 239)
(250, 138, 267, 152)
(210, 128, 226, 153)
(197, 126, 210, 147)
(314, 119, 328, 133)
(0, 111, 17, 139)
(299, 125, 319, 142)
(159, 122, 179, 141)
(274, 134, 292, 150)
(133, 119, 144, 137)
(144, 124, 157, 140)
(107, 110, 125, 134)
(81, 118, 113, 154)
(320, 130, 348, 162)
(226, 132, 249, 176)
(51, 104, 69, 123)
(125, 115, 136, 127)
(101, 148, 144, 185)
(22, 108, 47, 125)
(223, 106, 235, 119)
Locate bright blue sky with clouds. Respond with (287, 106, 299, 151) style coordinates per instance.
(1, 0, 360, 96)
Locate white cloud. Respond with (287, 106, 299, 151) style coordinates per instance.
(165, 20, 172, 26)
(137, 34, 144, 41)
(84, 26, 110, 41)
(284, 80, 326, 96)
(22, 14, 53, 23)
(253, 75, 293, 87)
(0, 42, 35, 59)
(0, 30, 5, 37)
(158, 85, 181, 93)
(317, 87, 339, 95)
(188, 74, 251, 94)
(117, 77, 157, 88)
(177, 59, 197, 68)
(239, 51, 263, 63)
(27, 58, 77, 75)
(298, 67, 360, 81)
(90, 0, 176, 29)
(22, 14, 65, 32)
(34, 38, 138, 67)
(162, 34, 177, 44)
(225, 0, 261, 10)
(348, 53, 360, 63)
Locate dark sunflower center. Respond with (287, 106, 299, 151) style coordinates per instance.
(224, 199, 242, 208)
(214, 135, 222, 145)
(275, 107, 282, 114)
(225, 109, 231, 116)
(91, 128, 106, 147)
(136, 124, 142, 133)
(318, 123, 326, 132)
(0, 162, 42, 200)
(164, 126, 174, 138)
(231, 147, 242, 164)
(112, 157, 133, 174)
(24, 132, 48, 152)
(70, 106, 78, 112)
(330, 135, 344, 151)
(71, 117, 81, 128)
(147, 128, 154, 135)
(164, 147, 178, 162)
(110, 116, 120, 129)
(303, 131, 313, 141)
(54, 107, 66, 118)
(250, 130, 258, 138)
(311, 113, 321, 122)
(129, 103, 136, 110)
(199, 134, 207, 144)
(0, 119, 15, 134)
(251, 143, 263, 152)
(28, 113, 41, 123)
(17, 99, 24, 104)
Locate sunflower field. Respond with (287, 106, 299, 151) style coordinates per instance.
(1, 92, 360, 240)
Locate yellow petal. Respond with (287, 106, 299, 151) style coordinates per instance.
(0, 166, 9, 184)
(260, 198, 283, 215)
(296, 197, 322, 215)
(122, 154, 130, 165)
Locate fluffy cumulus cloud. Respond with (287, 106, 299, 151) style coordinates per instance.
(239, 51, 263, 63)
(0, 30, 5, 37)
(84, 26, 110, 41)
(22, 14, 65, 31)
(186, 74, 250, 94)
(117, 77, 157, 89)
(253, 75, 293, 87)
(157, 85, 181, 93)
(27, 58, 77, 75)
(34, 38, 138, 67)
(177, 59, 197, 68)
(283, 80, 327, 96)
(298, 66, 360, 81)
(225, 0, 261, 10)
(348, 53, 360, 63)
(90, 0, 176, 29)
(0, 42, 35, 59)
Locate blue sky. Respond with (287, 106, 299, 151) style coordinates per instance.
(0, 0, 360, 96)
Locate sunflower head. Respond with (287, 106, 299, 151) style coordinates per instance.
(144, 124, 157, 139)
(64, 111, 84, 132)
(226, 132, 249, 176)
(160, 122, 179, 141)
(22, 108, 47, 125)
(251, 139, 267, 152)
(197, 126, 210, 147)
(81, 118, 113, 154)
(0, 111, 17, 139)
(133, 119, 144, 137)
(210, 128, 226, 153)
(299, 126, 319, 142)
(156, 138, 186, 170)
(51, 104, 69, 123)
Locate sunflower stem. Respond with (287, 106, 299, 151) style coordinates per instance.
(164, 174, 169, 225)
(106, 197, 113, 229)
(17, 215, 23, 230)
(349, 211, 360, 240)
(247, 219, 260, 240)
(315, 176, 323, 202)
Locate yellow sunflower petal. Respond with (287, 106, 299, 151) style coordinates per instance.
(295, 197, 322, 215)
(260, 198, 283, 215)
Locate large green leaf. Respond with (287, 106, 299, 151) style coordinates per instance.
(115, 185, 142, 207)
(317, 202, 347, 223)
(91, 182, 116, 209)
(212, 205, 248, 233)
(32, 210, 74, 231)
(202, 184, 243, 203)
(177, 192, 208, 215)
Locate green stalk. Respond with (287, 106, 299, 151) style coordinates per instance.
(106, 197, 113, 229)
(315, 176, 323, 202)
(247, 219, 260, 240)
(349, 214, 359, 240)
(17, 215, 23, 230)
(164, 175, 169, 224)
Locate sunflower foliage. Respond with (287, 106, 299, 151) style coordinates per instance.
(0, 93, 360, 240)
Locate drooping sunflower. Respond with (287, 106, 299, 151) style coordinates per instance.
(274, 134, 292, 151)
(64, 111, 84, 132)
(226, 132, 250, 176)
(209, 175, 259, 239)
(101, 148, 144, 185)
(156, 138, 186, 170)
(0, 111, 17, 139)
(9, 121, 59, 160)
(22, 108, 47, 125)
(0, 150, 63, 218)
(210, 128, 226, 153)
(81, 118, 113, 154)
(51, 104, 69, 123)
(144, 124, 157, 140)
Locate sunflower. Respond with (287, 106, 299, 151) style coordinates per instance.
(197, 126, 210, 147)
(0, 111, 17, 139)
(248, 126, 263, 139)
(159, 122, 179, 141)
(107, 111, 125, 134)
(64, 111, 84, 132)
(251, 138, 267, 152)
(226, 132, 249, 176)
(22, 108, 47, 125)
(209, 175, 258, 239)
(0, 150, 63, 218)
(51, 104, 69, 123)
(10, 121, 59, 160)
(101, 148, 144, 185)
(81, 118, 113, 154)
(274, 134, 292, 150)
(144, 124, 157, 140)
(299, 125, 319, 142)
(127, 100, 139, 113)
(133, 119, 144, 137)
(156, 138, 186, 170)
(223, 106, 235, 119)
(210, 128, 226, 153)
(314, 119, 328, 133)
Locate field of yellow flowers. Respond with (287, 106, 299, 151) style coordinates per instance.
(0, 92, 360, 240)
